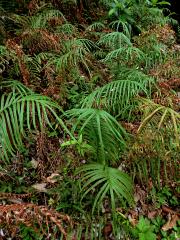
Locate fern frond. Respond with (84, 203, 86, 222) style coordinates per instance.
(103, 46, 145, 63)
(77, 163, 134, 213)
(0, 203, 72, 238)
(82, 75, 154, 116)
(56, 23, 77, 35)
(145, 43, 167, 68)
(0, 82, 70, 162)
(109, 20, 131, 38)
(13, 9, 66, 30)
(138, 98, 180, 147)
(86, 22, 105, 32)
(1, 80, 33, 95)
(27, 52, 54, 81)
(98, 32, 132, 49)
(52, 38, 96, 74)
(65, 108, 127, 163)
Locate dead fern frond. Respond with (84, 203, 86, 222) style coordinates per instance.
(21, 29, 61, 53)
(6, 40, 29, 86)
(0, 192, 32, 200)
(0, 203, 72, 239)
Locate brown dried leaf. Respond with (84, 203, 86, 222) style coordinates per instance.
(148, 210, 160, 220)
(162, 214, 179, 231)
(32, 183, 47, 192)
(46, 173, 60, 183)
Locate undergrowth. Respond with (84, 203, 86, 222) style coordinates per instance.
(0, 0, 179, 239)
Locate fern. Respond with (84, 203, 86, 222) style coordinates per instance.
(0, 80, 33, 95)
(0, 81, 71, 162)
(82, 74, 154, 116)
(109, 20, 132, 38)
(86, 22, 106, 32)
(145, 43, 167, 68)
(52, 38, 96, 75)
(56, 23, 77, 35)
(65, 108, 127, 163)
(12, 9, 66, 30)
(138, 98, 180, 147)
(27, 52, 54, 81)
(77, 163, 134, 213)
(98, 31, 132, 49)
(103, 46, 145, 63)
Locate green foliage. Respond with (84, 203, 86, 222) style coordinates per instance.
(98, 31, 132, 49)
(52, 38, 96, 76)
(133, 216, 156, 240)
(0, 81, 70, 162)
(49, 173, 85, 215)
(138, 98, 180, 148)
(82, 76, 153, 117)
(19, 224, 42, 240)
(65, 108, 127, 163)
(61, 134, 95, 157)
(12, 9, 66, 30)
(150, 186, 179, 208)
(108, 0, 170, 31)
(65, 108, 133, 215)
(77, 163, 134, 213)
(0, 1, 179, 239)
(149, 0, 170, 7)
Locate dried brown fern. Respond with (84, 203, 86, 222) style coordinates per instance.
(0, 192, 32, 200)
(21, 29, 61, 54)
(0, 203, 72, 239)
(6, 39, 30, 86)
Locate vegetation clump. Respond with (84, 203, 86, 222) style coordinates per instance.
(0, 0, 179, 239)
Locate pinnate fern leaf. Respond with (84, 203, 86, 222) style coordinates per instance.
(77, 163, 134, 213)
(0, 82, 70, 162)
(82, 76, 154, 116)
(65, 108, 127, 163)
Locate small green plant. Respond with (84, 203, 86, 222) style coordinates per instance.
(132, 216, 157, 240)
(61, 134, 94, 157)
(19, 224, 42, 240)
(151, 186, 179, 208)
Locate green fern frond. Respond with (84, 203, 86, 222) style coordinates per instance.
(98, 32, 132, 49)
(86, 22, 105, 32)
(82, 75, 154, 116)
(113, 68, 156, 90)
(65, 108, 127, 163)
(52, 38, 96, 74)
(56, 23, 77, 35)
(103, 46, 145, 63)
(145, 43, 167, 68)
(109, 20, 131, 38)
(15, 9, 66, 30)
(27, 52, 54, 81)
(0, 80, 33, 95)
(0, 82, 71, 162)
(77, 163, 134, 213)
